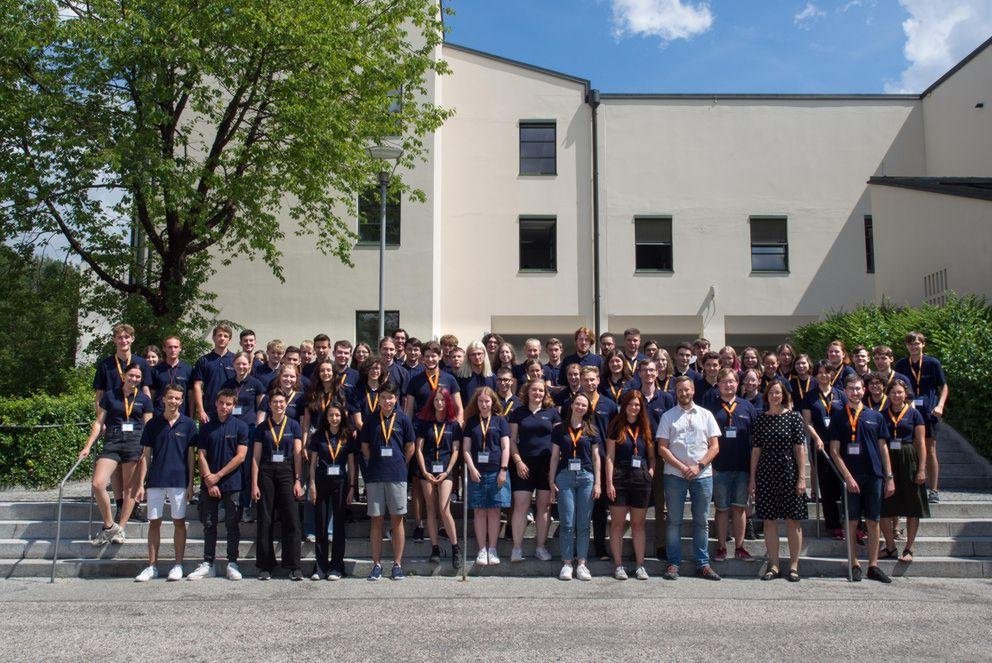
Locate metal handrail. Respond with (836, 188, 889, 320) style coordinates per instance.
(460, 466, 468, 581)
(816, 448, 854, 582)
(50, 454, 94, 584)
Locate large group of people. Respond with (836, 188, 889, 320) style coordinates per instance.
(81, 323, 949, 584)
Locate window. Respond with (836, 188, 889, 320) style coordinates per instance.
(519, 121, 556, 175)
(355, 310, 400, 348)
(923, 268, 948, 307)
(357, 189, 400, 245)
(749, 217, 789, 272)
(519, 217, 557, 271)
(634, 216, 673, 271)
(864, 215, 875, 274)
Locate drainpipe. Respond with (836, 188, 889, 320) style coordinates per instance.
(586, 88, 601, 337)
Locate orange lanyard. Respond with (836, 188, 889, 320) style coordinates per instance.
(114, 354, 131, 385)
(868, 394, 887, 412)
(909, 357, 923, 390)
(320, 391, 333, 410)
(659, 376, 671, 391)
(365, 389, 379, 413)
(379, 413, 396, 447)
(432, 423, 446, 461)
(326, 433, 345, 463)
(426, 370, 439, 392)
(624, 357, 637, 374)
(268, 417, 288, 451)
(819, 390, 834, 413)
(609, 381, 623, 401)
(845, 404, 863, 444)
(122, 390, 136, 420)
(588, 393, 600, 411)
(830, 365, 844, 386)
(796, 376, 810, 400)
(888, 404, 909, 434)
(626, 426, 641, 457)
(500, 398, 514, 416)
(721, 400, 737, 426)
(480, 416, 492, 450)
(568, 427, 583, 458)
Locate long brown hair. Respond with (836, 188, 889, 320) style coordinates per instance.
(606, 390, 652, 441)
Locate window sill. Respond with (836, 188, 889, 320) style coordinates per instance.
(634, 269, 674, 276)
(749, 270, 790, 276)
(355, 242, 401, 250)
(518, 173, 558, 178)
(518, 269, 558, 275)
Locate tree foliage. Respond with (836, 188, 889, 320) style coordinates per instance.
(0, 0, 451, 343)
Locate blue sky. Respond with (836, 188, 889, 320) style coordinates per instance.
(443, 0, 992, 94)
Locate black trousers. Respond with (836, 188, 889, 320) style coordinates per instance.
(592, 463, 608, 553)
(200, 487, 241, 563)
(256, 462, 301, 571)
(313, 474, 349, 574)
(814, 451, 843, 530)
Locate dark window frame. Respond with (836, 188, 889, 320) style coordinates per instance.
(355, 310, 400, 348)
(357, 188, 401, 246)
(749, 216, 789, 273)
(864, 214, 875, 274)
(518, 216, 557, 273)
(519, 121, 557, 176)
(633, 215, 674, 273)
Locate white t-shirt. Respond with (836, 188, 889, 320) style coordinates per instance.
(656, 404, 721, 478)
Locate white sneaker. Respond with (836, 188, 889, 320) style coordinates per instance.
(475, 548, 489, 566)
(535, 546, 552, 561)
(487, 547, 500, 565)
(166, 564, 184, 581)
(635, 566, 649, 580)
(614, 565, 628, 580)
(110, 526, 127, 545)
(92, 523, 121, 546)
(559, 563, 573, 580)
(526, 511, 535, 523)
(305, 534, 316, 544)
(186, 562, 214, 581)
(226, 562, 243, 581)
(576, 564, 592, 581)
(135, 565, 158, 582)
(510, 547, 524, 563)
(328, 570, 342, 581)
(310, 570, 324, 581)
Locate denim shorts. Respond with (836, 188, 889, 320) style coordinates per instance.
(846, 474, 883, 522)
(713, 471, 750, 510)
(468, 470, 511, 509)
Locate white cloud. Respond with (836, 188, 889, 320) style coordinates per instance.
(794, 2, 826, 28)
(610, 0, 714, 43)
(885, 1, 992, 93)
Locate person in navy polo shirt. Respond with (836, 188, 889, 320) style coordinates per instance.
(803, 359, 849, 540)
(895, 331, 949, 503)
(824, 340, 856, 390)
(414, 387, 463, 569)
(672, 342, 701, 381)
(360, 382, 416, 581)
(457, 341, 495, 406)
(150, 336, 193, 415)
(332, 340, 359, 403)
(598, 332, 616, 360)
(693, 351, 722, 406)
(308, 401, 357, 580)
(303, 334, 332, 382)
(191, 324, 236, 424)
(619, 328, 647, 378)
(402, 338, 424, 377)
(253, 339, 284, 386)
(187, 389, 249, 581)
(462, 386, 511, 566)
(559, 326, 604, 386)
(543, 337, 564, 393)
(828, 375, 896, 583)
(80, 362, 153, 546)
(239, 330, 263, 373)
(708, 369, 757, 563)
(759, 351, 793, 397)
(377, 337, 409, 400)
(133, 383, 197, 582)
(405, 341, 462, 420)
(637, 358, 675, 561)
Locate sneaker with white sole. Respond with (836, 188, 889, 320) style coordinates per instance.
(310, 570, 325, 581)
(576, 564, 592, 581)
(135, 565, 158, 582)
(635, 566, 649, 580)
(487, 547, 500, 565)
(187, 562, 214, 581)
(475, 549, 489, 566)
(328, 570, 342, 581)
(614, 565, 628, 580)
(110, 526, 127, 545)
(166, 564, 184, 581)
(559, 562, 573, 580)
(92, 523, 121, 547)
(510, 548, 524, 563)
(535, 547, 552, 562)
(226, 562, 243, 581)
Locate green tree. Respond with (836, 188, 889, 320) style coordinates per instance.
(0, 0, 451, 342)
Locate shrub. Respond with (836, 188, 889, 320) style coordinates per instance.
(791, 294, 992, 459)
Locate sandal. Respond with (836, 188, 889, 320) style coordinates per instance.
(899, 548, 914, 563)
(879, 547, 899, 559)
(786, 568, 800, 582)
(762, 566, 779, 581)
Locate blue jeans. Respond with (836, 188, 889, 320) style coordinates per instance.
(555, 468, 594, 562)
(664, 473, 714, 567)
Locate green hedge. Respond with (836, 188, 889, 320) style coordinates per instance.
(0, 373, 94, 488)
(790, 294, 992, 460)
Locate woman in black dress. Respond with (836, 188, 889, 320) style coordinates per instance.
(880, 379, 929, 563)
(749, 381, 808, 581)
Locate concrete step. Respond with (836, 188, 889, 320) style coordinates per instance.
(938, 477, 992, 490)
(11, 554, 991, 580)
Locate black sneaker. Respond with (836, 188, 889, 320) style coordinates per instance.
(129, 504, 148, 523)
(288, 569, 303, 581)
(867, 565, 892, 584)
(744, 518, 758, 540)
(696, 565, 722, 581)
(452, 544, 462, 570)
(429, 545, 441, 564)
(258, 570, 271, 581)
(412, 526, 425, 542)
(851, 565, 863, 582)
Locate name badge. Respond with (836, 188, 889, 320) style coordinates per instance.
(309, 426, 317, 434)
(568, 459, 581, 472)
(823, 417, 831, 428)
(889, 440, 902, 451)
(912, 399, 924, 408)
(121, 423, 134, 432)
(432, 462, 445, 474)
(847, 444, 860, 456)
(381, 447, 393, 458)
(272, 453, 285, 463)
(477, 451, 491, 464)
(631, 457, 642, 468)
(327, 465, 341, 476)
(233, 406, 243, 416)
(725, 427, 737, 439)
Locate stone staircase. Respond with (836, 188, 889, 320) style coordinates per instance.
(2, 424, 990, 580)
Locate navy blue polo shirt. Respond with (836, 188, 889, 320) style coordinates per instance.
(253, 416, 302, 464)
(222, 375, 264, 427)
(496, 394, 521, 418)
(150, 360, 193, 414)
(349, 384, 381, 420)
(100, 388, 153, 430)
(360, 410, 416, 482)
(301, 361, 319, 381)
(253, 363, 277, 384)
(707, 396, 757, 473)
(258, 370, 311, 392)
(674, 367, 702, 382)
(457, 372, 496, 405)
(554, 388, 581, 408)
(563, 393, 618, 457)
(308, 429, 356, 477)
(415, 419, 462, 469)
(191, 350, 235, 415)
(543, 362, 562, 386)
(512, 363, 529, 386)
(828, 405, 891, 477)
(743, 392, 765, 415)
(790, 375, 815, 410)
(884, 404, 924, 445)
(642, 389, 675, 427)
(464, 415, 508, 473)
(333, 367, 360, 404)
(894, 355, 946, 420)
(509, 406, 561, 458)
(260, 389, 305, 422)
(552, 425, 599, 474)
(759, 373, 793, 396)
(826, 364, 856, 390)
(693, 377, 720, 405)
(384, 362, 410, 398)
(196, 416, 249, 492)
(619, 352, 647, 376)
(404, 362, 425, 378)
(611, 425, 649, 466)
(804, 387, 848, 440)
(140, 414, 197, 488)
(599, 378, 629, 404)
(93, 353, 152, 393)
(558, 352, 604, 386)
(407, 370, 460, 415)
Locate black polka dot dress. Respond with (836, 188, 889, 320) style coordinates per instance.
(753, 409, 808, 521)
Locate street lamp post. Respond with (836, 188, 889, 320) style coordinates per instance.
(367, 144, 403, 341)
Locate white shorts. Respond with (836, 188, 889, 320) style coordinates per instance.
(146, 487, 188, 520)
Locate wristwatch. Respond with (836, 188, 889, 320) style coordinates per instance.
(500, 465, 508, 471)
(885, 473, 894, 479)
(697, 462, 706, 471)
